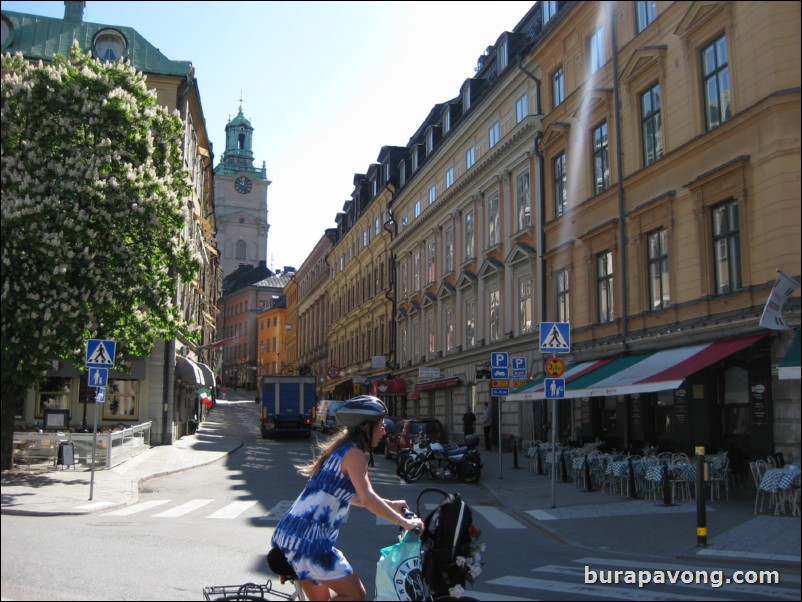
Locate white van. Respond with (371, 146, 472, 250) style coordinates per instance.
(314, 400, 346, 432)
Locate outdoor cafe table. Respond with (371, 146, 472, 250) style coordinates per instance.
(759, 466, 801, 515)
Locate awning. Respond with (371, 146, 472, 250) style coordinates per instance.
(779, 330, 801, 380)
(507, 359, 614, 401)
(322, 376, 353, 394)
(414, 376, 461, 392)
(175, 356, 215, 387)
(508, 335, 763, 400)
(371, 379, 407, 396)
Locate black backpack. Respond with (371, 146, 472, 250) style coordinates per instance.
(416, 488, 474, 598)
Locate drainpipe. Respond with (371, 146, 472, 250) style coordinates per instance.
(610, 1, 629, 354)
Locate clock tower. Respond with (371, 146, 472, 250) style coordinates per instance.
(214, 104, 271, 280)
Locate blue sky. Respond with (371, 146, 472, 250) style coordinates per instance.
(4, 1, 536, 270)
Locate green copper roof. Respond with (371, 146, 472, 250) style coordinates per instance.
(1, 9, 193, 78)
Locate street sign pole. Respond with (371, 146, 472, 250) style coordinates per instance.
(89, 393, 100, 500)
(551, 393, 558, 508)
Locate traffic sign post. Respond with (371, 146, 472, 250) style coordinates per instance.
(84, 338, 115, 501)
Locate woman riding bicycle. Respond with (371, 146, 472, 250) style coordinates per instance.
(271, 395, 424, 601)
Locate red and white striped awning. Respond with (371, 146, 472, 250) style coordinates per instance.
(508, 335, 764, 400)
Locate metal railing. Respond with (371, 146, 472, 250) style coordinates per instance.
(13, 422, 152, 469)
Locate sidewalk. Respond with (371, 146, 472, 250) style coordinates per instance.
(2, 401, 799, 569)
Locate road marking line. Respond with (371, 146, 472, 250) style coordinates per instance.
(207, 500, 259, 519)
(105, 500, 170, 516)
(153, 499, 214, 517)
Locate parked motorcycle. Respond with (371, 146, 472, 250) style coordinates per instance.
(399, 434, 483, 483)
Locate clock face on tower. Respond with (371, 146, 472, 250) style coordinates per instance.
(234, 176, 252, 194)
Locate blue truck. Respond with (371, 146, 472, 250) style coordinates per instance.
(260, 375, 316, 439)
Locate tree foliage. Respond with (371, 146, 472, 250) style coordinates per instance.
(1, 43, 199, 469)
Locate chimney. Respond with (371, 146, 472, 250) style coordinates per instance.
(64, 1, 86, 23)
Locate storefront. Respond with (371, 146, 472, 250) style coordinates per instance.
(509, 334, 772, 469)
(370, 377, 407, 417)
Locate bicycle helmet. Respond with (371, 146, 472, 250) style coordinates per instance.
(335, 395, 387, 428)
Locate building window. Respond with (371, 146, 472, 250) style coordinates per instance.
(590, 27, 606, 74)
(518, 276, 533, 334)
(702, 35, 732, 130)
(488, 287, 500, 342)
(443, 110, 451, 134)
(412, 147, 419, 171)
(712, 200, 741, 294)
(647, 228, 670, 310)
(400, 160, 406, 186)
(445, 167, 454, 189)
(414, 199, 422, 218)
(36, 376, 72, 418)
(488, 121, 500, 149)
(445, 304, 455, 352)
(641, 83, 663, 166)
(465, 297, 476, 348)
(554, 152, 567, 217)
(466, 145, 476, 169)
(553, 66, 564, 108)
(429, 185, 436, 205)
(515, 93, 528, 123)
(463, 84, 471, 112)
(427, 240, 436, 284)
(465, 210, 475, 259)
(636, 1, 657, 33)
(413, 251, 421, 292)
(556, 268, 570, 322)
(427, 313, 436, 355)
(235, 240, 247, 260)
(426, 128, 434, 154)
(542, 0, 558, 25)
(445, 226, 454, 272)
(597, 251, 614, 323)
(105, 379, 139, 420)
(401, 213, 408, 228)
(93, 29, 126, 62)
(487, 191, 500, 247)
(375, 217, 381, 236)
(592, 122, 610, 194)
(497, 38, 508, 71)
(400, 324, 408, 365)
(400, 261, 408, 299)
(516, 170, 531, 230)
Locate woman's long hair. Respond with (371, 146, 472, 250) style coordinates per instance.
(297, 422, 375, 477)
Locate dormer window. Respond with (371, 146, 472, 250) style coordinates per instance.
(497, 37, 508, 71)
(462, 82, 471, 111)
(412, 147, 419, 171)
(400, 160, 407, 186)
(426, 128, 434, 154)
(443, 110, 451, 134)
(93, 29, 127, 62)
(1, 15, 13, 51)
(384, 162, 391, 182)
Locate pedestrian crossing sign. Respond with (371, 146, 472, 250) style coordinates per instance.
(85, 339, 116, 367)
(539, 322, 570, 353)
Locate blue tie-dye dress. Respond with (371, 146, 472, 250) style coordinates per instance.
(271, 441, 357, 583)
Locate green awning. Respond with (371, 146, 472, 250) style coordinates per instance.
(778, 330, 801, 380)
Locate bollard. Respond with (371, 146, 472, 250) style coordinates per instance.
(660, 460, 674, 506)
(627, 456, 639, 499)
(513, 438, 519, 469)
(696, 447, 707, 547)
(583, 455, 594, 492)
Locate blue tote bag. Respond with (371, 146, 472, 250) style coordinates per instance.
(375, 531, 429, 601)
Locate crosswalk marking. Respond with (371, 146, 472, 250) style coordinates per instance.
(153, 499, 214, 518)
(207, 500, 258, 519)
(473, 505, 526, 529)
(105, 499, 171, 516)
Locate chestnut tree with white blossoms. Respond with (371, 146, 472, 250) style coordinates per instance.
(1, 44, 199, 470)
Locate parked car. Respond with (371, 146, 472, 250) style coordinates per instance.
(374, 417, 401, 455)
(314, 400, 346, 432)
(383, 418, 448, 459)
